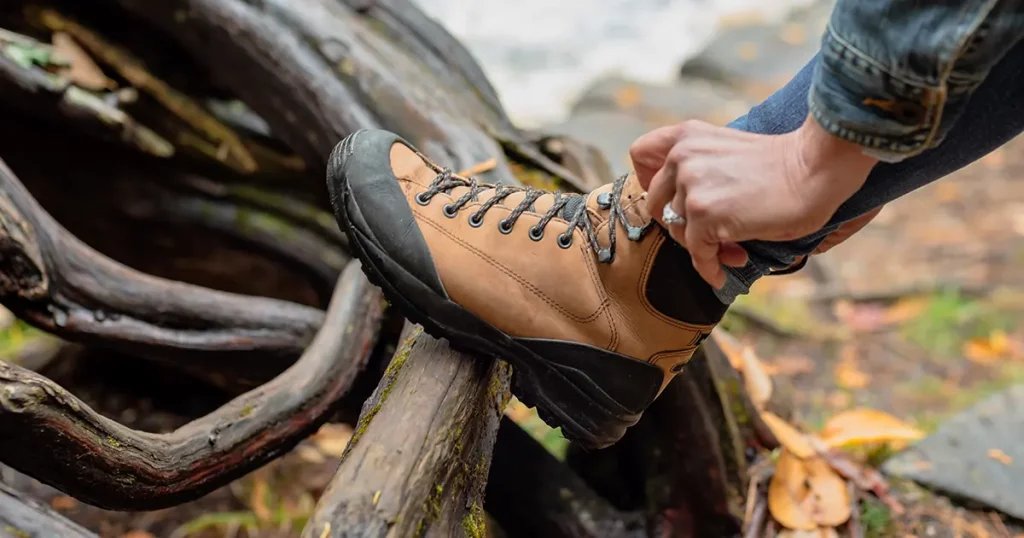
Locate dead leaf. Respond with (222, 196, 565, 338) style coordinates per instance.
(51, 32, 115, 90)
(50, 495, 77, 511)
(457, 158, 497, 177)
(712, 328, 746, 371)
(769, 449, 851, 530)
(819, 408, 924, 449)
(987, 448, 1013, 466)
(505, 398, 533, 421)
(312, 423, 353, 457)
(825, 391, 851, 410)
(613, 84, 642, 109)
(766, 355, 816, 377)
(834, 344, 870, 389)
(249, 472, 272, 522)
(818, 528, 839, 538)
(779, 24, 806, 46)
(761, 412, 814, 459)
(964, 330, 1011, 365)
(883, 297, 929, 325)
(737, 42, 759, 61)
(981, 148, 1006, 170)
(121, 532, 156, 538)
(811, 440, 905, 515)
(742, 347, 774, 410)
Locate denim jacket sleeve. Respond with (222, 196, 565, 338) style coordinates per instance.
(809, 0, 1024, 162)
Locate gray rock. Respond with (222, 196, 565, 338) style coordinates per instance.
(882, 384, 1024, 520)
(571, 75, 753, 127)
(679, 0, 835, 99)
(544, 110, 654, 177)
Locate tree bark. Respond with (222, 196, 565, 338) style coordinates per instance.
(0, 264, 383, 510)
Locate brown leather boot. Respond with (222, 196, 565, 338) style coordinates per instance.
(328, 129, 727, 449)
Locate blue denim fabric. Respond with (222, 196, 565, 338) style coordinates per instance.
(811, 0, 1024, 162)
(716, 37, 1024, 304)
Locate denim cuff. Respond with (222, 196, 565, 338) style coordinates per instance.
(809, 25, 948, 163)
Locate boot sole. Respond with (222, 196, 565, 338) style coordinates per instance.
(333, 153, 641, 450)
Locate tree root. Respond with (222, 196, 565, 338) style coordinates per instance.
(0, 264, 383, 510)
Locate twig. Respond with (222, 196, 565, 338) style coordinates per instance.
(743, 493, 768, 538)
(848, 482, 864, 538)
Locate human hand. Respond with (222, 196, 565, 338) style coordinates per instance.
(629, 117, 878, 288)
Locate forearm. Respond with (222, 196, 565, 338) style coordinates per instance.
(809, 0, 1024, 162)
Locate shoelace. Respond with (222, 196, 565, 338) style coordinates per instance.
(414, 169, 653, 263)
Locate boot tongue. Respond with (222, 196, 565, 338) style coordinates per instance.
(558, 194, 587, 221)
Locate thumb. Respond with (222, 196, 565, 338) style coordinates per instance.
(629, 125, 681, 190)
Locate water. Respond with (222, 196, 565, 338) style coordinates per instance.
(413, 0, 815, 127)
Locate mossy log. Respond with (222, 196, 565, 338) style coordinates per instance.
(303, 327, 508, 538)
(0, 264, 383, 510)
(0, 482, 98, 538)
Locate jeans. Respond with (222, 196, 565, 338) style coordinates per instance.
(718, 38, 1024, 303)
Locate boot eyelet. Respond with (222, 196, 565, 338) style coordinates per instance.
(442, 204, 459, 218)
(528, 226, 544, 241)
(557, 233, 573, 249)
(498, 219, 514, 234)
(468, 212, 484, 228)
(415, 192, 432, 206)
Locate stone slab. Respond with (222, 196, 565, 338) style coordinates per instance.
(883, 384, 1024, 520)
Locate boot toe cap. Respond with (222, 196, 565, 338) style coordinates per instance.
(327, 129, 447, 298)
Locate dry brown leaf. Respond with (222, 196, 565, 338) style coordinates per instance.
(51, 32, 115, 90)
(250, 473, 272, 522)
(834, 344, 870, 389)
(819, 408, 924, 449)
(964, 330, 1012, 365)
(711, 328, 746, 371)
(883, 297, 929, 325)
(312, 423, 353, 457)
(988, 448, 1013, 466)
(811, 441, 905, 515)
(50, 495, 77, 511)
(121, 532, 157, 538)
(769, 450, 817, 531)
(761, 412, 814, 459)
(769, 450, 850, 530)
(457, 158, 497, 177)
(779, 23, 806, 46)
(742, 347, 774, 409)
(767, 355, 816, 377)
(614, 84, 642, 108)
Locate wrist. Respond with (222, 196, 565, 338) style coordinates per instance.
(795, 115, 878, 193)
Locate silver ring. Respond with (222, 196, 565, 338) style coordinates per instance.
(662, 205, 686, 226)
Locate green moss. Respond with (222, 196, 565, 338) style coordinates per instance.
(416, 484, 445, 537)
(460, 501, 486, 538)
(239, 405, 255, 418)
(106, 436, 122, 448)
(860, 498, 893, 538)
(508, 162, 561, 191)
(349, 330, 419, 446)
(4, 526, 29, 538)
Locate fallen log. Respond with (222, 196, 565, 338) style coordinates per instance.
(0, 482, 98, 538)
(303, 326, 507, 538)
(0, 264, 383, 510)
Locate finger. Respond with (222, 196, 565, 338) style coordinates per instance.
(629, 125, 682, 190)
(685, 220, 726, 289)
(718, 242, 749, 267)
(665, 187, 688, 246)
(645, 161, 677, 228)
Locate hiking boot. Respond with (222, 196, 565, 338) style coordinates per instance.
(327, 129, 728, 449)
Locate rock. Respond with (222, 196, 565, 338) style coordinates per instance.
(882, 385, 1024, 520)
(550, 77, 753, 176)
(679, 0, 834, 100)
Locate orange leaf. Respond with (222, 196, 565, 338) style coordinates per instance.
(834, 344, 869, 389)
(613, 85, 642, 108)
(988, 448, 1013, 466)
(312, 423, 353, 457)
(249, 473, 272, 522)
(964, 331, 1011, 365)
(50, 495, 77, 511)
(767, 355, 816, 376)
(776, 530, 821, 538)
(769, 450, 850, 530)
(121, 532, 156, 538)
(761, 412, 814, 459)
(741, 347, 773, 410)
(51, 32, 116, 91)
(819, 409, 924, 449)
(457, 158, 497, 177)
(711, 328, 745, 371)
